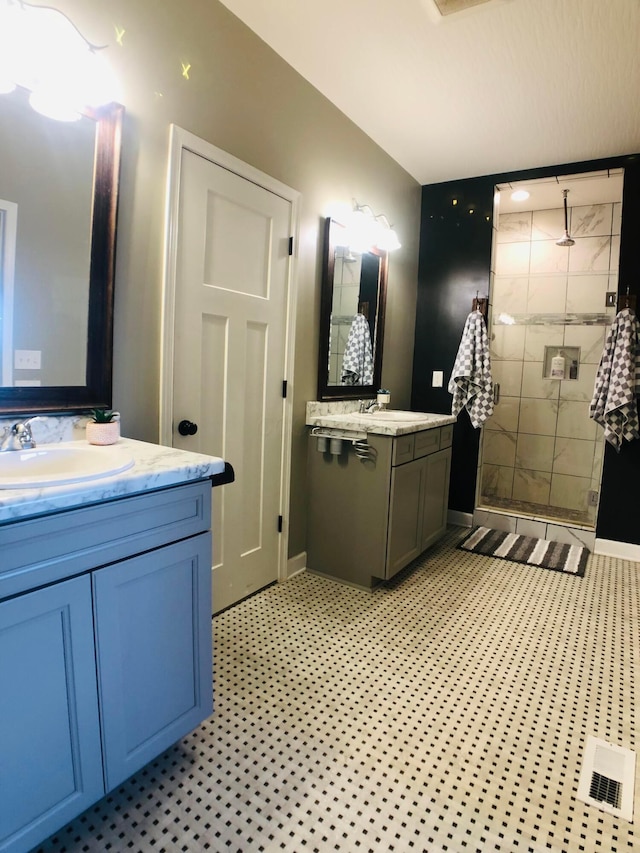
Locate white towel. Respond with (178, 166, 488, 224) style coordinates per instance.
(341, 313, 374, 385)
(590, 308, 640, 451)
(448, 310, 494, 428)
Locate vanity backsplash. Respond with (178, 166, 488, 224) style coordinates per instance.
(0, 414, 91, 444)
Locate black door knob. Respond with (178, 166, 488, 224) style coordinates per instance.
(178, 419, 198, 436)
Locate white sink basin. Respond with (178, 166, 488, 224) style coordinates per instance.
(0, 443, 135, 489)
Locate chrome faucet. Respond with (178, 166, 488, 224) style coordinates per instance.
(0, 417, 38, 452)
(359, 399, 382, 413)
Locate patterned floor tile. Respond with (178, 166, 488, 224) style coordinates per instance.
(37, 527, 639, 853)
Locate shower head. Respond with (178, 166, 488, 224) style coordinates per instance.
(556, 232, 575, 247)
(556, 189, 575, 247)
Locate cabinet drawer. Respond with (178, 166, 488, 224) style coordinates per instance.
(414, 428, 441, 459)
(392, 434, 415, 466)
(440, 424, 453, 449)
(0, 480, 212, 600)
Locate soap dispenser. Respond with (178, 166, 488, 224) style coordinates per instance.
(377, 389, 391, 409)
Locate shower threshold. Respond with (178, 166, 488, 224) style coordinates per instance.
(478, 495, 594, 530)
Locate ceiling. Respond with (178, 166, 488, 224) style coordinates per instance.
(217, 0, 640, 186)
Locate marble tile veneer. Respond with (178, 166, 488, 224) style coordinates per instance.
(0, 416, 225, 523)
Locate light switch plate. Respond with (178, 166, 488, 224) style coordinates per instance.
(14, 349, 41, 370)
(432, 370, 444, 388)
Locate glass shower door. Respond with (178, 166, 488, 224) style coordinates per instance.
(478, 171, 623, 529)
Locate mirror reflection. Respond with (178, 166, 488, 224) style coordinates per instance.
(317, 217, 387, 400)
(0, 85, 95, 388)
(0, 87, 122, 414)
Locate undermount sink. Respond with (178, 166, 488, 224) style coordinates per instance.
(0, 443, 135, 489)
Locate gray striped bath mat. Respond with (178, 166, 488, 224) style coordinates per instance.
(458, 526, 589, 577)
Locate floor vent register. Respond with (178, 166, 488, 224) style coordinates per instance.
(577, 736, 636, 822)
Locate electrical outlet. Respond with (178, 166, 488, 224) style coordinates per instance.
(14, 349, 41, 370)
(587, 490, 599, 507)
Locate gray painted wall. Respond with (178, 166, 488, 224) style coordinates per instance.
(54, 0, 421, 557)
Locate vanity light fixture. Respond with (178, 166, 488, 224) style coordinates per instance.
(349, 201, 402, 253)
(374, 213, 402, 251)
(0, 0, 119, 121)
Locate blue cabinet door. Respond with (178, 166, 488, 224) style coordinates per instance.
(0, 576, 104, 853)
(93, 533, 213, 791)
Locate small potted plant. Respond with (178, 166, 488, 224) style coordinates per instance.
(86, 409, 121, 446)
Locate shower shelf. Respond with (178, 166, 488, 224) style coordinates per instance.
(493, 313, 612, 326)
(543, 346, 581, 380)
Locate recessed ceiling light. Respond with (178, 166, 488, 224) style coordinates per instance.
(511, 190, 530, 202)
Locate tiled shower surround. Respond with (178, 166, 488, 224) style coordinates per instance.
(479, 189, 622, 531)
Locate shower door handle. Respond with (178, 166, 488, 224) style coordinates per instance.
(493, 383, 500, 405)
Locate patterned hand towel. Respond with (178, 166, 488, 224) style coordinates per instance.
(590, 307, 640, 450)
(342, 313, 374, 385)
(448, 310, 494, 428)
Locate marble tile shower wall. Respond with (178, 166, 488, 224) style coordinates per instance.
(481, 201, 621, 524)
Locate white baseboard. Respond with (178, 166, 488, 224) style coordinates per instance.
(594, 538, 640, 562)
(286, 551, 307, 579)
(448, 510, 473, 528)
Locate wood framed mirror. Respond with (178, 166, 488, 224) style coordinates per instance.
(0, 92, 123, 414)
(317, 217, 388, 400)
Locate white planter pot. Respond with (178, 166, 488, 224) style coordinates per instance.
(86, 420, 120, 446)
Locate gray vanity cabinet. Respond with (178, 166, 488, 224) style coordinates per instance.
(386, 427, 452, 577)
(307, 425, 452, 588)
(0, 481, 213, 853)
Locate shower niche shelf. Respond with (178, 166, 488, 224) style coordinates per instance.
(543, 346, 581, 380)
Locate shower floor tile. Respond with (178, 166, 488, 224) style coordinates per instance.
(36, 527, 638, 853)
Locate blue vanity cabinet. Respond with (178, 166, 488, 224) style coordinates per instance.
(0, 575, 104, 853)
(93, 533, 213, 790)
(0, 480, 214, 853)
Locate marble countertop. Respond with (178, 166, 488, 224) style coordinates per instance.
(0, 437, 226, 524)
(306, 410, 457, 436)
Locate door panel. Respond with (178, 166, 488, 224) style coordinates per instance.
(93, 534, 213, 791)
(0, 576, 103, 853)
(173, 149, 291, 611)
(421, 448, 452, 551)
(387, 460, 424, 578)
(204, 193, 271, 298)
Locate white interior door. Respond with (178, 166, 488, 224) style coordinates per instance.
(168, 144, 295, 612)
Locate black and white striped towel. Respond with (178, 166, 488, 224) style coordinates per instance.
(590, 307, 640, 451)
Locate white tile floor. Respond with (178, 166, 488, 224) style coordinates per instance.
(37, 527, 638, 852)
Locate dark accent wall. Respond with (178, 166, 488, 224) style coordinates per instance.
(412, 155, 640, 543)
